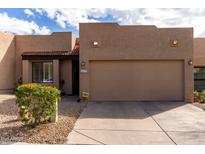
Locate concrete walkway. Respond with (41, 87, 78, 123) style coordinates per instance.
(67, 101, 205, 145)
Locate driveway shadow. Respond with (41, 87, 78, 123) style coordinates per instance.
(78, 101, 187, 119)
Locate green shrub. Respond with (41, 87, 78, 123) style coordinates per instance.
(194, 91, 200, 102)
(199, 91, 205, 103)
(15, 83, 61, 126)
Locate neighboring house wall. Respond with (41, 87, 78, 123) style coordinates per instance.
(0, 32, 16, 93)
(193, 38, 205, 91)
(194, 38, 205, 66)
(80, 23, 193, 102)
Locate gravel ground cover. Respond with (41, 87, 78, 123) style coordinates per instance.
(193, 102, 205, 110)
(0, 95, 86, 144)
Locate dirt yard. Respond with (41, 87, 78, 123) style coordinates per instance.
(0, 95, 86, 144)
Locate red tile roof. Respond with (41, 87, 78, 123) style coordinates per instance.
(22, 41, 79, 57)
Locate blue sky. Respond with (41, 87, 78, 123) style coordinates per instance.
(1, 8, 205, 37)
(0, 9, 74, 36)
(0, 8, 117, 36)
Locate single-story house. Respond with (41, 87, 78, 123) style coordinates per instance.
(0, 23, 205, 102)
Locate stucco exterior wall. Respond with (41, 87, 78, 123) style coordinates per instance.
(80, 23, 193, 102)
(194, 38, 205, 66)
(22, 60, 32, 84)
(53, 59, 59, 88)
(0, 32, 15, 93)
(15, 32, 72, 85)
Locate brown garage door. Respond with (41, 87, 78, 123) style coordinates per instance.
(90, 60, 184, 101)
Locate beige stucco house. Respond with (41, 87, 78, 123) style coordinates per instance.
(0, 22, 205, 103)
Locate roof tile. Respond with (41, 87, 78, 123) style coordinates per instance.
(22, 42, 79, 56)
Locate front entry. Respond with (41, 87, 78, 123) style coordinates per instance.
(72, 60, 79, 95)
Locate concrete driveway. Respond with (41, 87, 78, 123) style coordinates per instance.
(67, 101, 205, 145)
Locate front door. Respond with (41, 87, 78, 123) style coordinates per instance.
(72, 60, 79, 95)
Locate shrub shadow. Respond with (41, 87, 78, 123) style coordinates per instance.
(0, 125, 31, 144)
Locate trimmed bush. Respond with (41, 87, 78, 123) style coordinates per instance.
(15, 83, 61, 126)
(199, 91, 205, 103)
(194, 91, 200, 103)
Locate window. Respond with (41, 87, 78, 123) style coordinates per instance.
(32, 62, 53, 83)
(194, 67, 205, 91)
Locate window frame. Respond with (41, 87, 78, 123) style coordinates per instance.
(43, 62, 53, 83)
(32, 61, 53, 83)
(194, 66, 205, 91)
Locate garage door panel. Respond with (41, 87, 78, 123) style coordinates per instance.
(90, 60, 184, 101)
